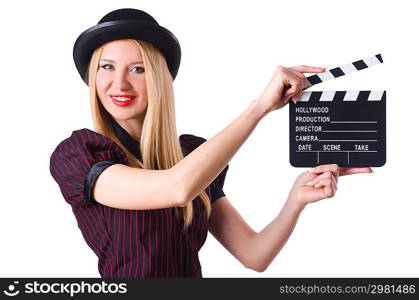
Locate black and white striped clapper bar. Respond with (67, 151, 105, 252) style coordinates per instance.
(289, 54, 386, 167)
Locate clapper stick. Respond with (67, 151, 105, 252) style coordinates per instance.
(289, 54, 386, 167)
(303, 54, 383, 90)
(299, 54, 384, 101)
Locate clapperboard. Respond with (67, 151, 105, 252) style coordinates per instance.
(289, 54, 386, 167)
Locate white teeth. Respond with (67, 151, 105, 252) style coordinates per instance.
(111, 96, 133, 101)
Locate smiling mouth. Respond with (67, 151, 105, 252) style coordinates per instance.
(110, 95, 136, 107)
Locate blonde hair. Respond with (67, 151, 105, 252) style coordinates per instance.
(86, 39, 211, 229)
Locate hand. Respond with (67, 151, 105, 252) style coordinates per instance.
(287, 164, 373, 207)
(256, 65, 325, 114)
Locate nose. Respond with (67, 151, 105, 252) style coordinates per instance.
(113, 69, 132, 91)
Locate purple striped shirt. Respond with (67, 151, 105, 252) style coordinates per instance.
(49, 120, 228, 278)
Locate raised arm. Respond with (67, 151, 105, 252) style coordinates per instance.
(93, 100, 268, 210)
(93, 65, 326, 210)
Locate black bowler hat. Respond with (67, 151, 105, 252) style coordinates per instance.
(73, 8, 181, 84)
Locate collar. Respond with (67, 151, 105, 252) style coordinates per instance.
(110, 118, 142, 160)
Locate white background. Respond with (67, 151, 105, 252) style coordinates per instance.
(1, 0, 418, 277)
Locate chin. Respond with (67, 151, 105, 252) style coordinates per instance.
(108, 110, 146, 122)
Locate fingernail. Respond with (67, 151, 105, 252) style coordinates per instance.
(306, 181, 313, 186)
(314, 183, 320, 188)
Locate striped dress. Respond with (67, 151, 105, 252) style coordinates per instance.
(49, 119, 228, 278)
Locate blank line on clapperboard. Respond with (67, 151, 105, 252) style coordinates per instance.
(322, 122, 378, 142)
(294, 54, 384, 164)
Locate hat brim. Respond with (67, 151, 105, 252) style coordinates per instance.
(73, 20, 181, 84)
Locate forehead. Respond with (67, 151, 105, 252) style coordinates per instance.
(100, 39, 143, 61)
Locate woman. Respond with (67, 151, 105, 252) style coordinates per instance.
(49, 8, 372, 278)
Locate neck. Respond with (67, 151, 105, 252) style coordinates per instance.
(114, 117, 144, 142)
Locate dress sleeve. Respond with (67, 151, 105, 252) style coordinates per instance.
(49, 128, 129, 208)
(179, 134, 229, 204)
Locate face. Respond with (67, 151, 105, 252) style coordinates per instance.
(96, 39, 147, 123)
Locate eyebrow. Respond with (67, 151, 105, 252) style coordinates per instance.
(100, 59, 143, 64)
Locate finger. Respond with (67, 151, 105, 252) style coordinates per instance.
(331, 176, 338, 191)
(323, 183, 336, 199)
(313, 179, 334, 198)
(339, 167, 373, 176)
(284, 74, 303, 93)
(330, 181, 337, 197)
(307, 171, 333, 185)
(305, 187, 329, 203)
(288, 69, 306, 80)
(310, 164, 340, 179)
(298, 170, 320, 186)
(290, 65, 326, 74)
(307, 171, 336, 187)
(291, 90, 303, 103)
(314, 178, 332, 189)
(283, 87, 300, 103)
(284, 76, 303, 100)
(286, 71, 305, 102)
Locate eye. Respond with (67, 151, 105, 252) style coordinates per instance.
(132, 66, 145, 73)
(100, 64, 113, 70)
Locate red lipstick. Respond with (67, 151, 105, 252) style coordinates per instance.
(109, 94, 136, 107)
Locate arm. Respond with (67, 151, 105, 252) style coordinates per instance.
(242, 199, 305, 272)
(208, 196, 303, 272)
(93, 165, 180, 210)
(93, 100, 268, 210)
(209, 165, 373, 272)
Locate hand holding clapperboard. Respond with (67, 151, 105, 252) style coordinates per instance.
(256, 55, 380, 202)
